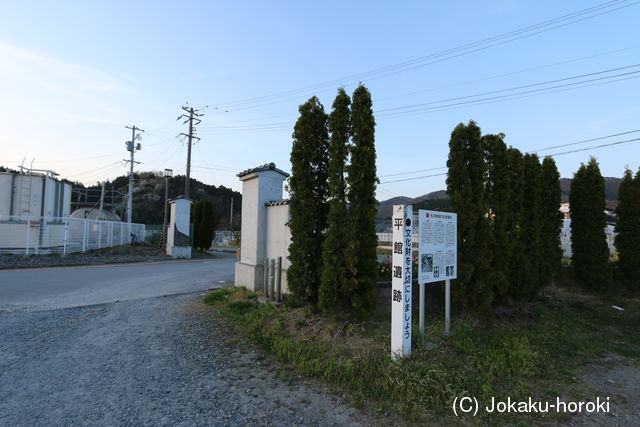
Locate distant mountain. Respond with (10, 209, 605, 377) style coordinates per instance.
(560, 177, 622, 202)
(378, 196, 413, 206)
(378, 177, 623, 219)
(377, 190, 450, 218)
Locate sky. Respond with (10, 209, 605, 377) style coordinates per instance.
(1, 0, 639, 200)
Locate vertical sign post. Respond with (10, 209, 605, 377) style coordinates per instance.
(418, 210, 457, 337)
(391, 205, 413, 360)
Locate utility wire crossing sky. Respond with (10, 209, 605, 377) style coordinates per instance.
(0, 0, 638, 199)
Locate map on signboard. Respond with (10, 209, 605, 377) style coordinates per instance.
(418, 210, 457, 284)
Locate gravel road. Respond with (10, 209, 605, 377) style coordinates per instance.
(0, 293, 365, 426)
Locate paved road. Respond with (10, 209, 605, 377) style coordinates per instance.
(0, 254, 236, 311)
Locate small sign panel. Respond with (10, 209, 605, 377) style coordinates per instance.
(418, 210, 457, 284)
(391, 204, 412, 360)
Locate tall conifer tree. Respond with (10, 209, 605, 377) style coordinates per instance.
(344, 85, 378, 317)
(506, 148, 528, 299)
(319, 89, 351, 313)
(615, 168, 640, 288)
(287, 97, 329, 305)
(519, 153, 543, 297)
(570, 158, 611, 290)
(483, 133, 510, 304)
(540, 157, 563, 287)
(446, 121, 492, 313)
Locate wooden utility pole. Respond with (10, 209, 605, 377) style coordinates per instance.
(177, 106, 203, 198)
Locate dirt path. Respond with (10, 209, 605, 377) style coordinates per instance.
(568, 355, 640, 425)
(0, 293, 367, 425)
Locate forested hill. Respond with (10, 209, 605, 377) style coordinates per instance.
(75, 172, 242, 227)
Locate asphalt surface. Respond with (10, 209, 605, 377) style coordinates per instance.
(0, 253, 236, 311)
(0, 257, 365, 426)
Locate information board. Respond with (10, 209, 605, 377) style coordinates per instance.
(418, 210, 457, 284)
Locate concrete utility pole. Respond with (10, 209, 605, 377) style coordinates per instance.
(98, 181, 105, 219)
(124, 125, 144, 223)
(177, 106, 203, 198)
(162, 168, 173, 250)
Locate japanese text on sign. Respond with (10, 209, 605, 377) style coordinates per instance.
(418, 210, 457, 284)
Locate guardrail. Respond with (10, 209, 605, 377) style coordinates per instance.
(0, 215, 146, 255)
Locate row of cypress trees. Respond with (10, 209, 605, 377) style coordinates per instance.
(446, 121, 563, 314)
(287, 85, 378, 318)
(571, 158, 640, 291)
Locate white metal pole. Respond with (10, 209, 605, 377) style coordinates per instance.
(82, 219, 88, 252)
(445, 279, 451, 336)
(99, 181, 105, 219)
(63, 218, 69, 255)
(25, 217, 31, 256)
(419, 283, 425, 335)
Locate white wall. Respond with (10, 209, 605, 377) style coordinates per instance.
(0, 173, 71, 217)
(0, 175, 12, 216)
(265, 204, 292, 294)
(560, 219, 617, 257)
(235, 168, 288, 291)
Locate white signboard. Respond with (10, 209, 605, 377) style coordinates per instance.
(418, 210, 457, 284)
(391, 205, 412, 360)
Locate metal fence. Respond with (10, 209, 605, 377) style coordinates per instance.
(0, 216, 146, 255)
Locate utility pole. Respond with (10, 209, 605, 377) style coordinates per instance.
(162, 168, 173, 250)
(229, 197, 234, 231)
(98, 181, 105, 219)
(124, 125, 144, 223)
(177, 106, 203, 198)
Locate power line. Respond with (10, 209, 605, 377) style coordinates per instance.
(533, 129, 640, 152)
(544, 137, 640, 157)
(379, 166, 447, 178)
(379, 73, 640, 120)
(374, 44, 640, 104)
(376, 63, 640, 114)
(377, 66, 640, 118)
(193, 63, 640, 134)
(207, 0, 636, 111)
(380, 173, 448, 184)
(378, 130, 640, 184)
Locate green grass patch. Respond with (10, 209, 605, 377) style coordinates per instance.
(202, 286, 640, 423)
(203, 288, 231, 304)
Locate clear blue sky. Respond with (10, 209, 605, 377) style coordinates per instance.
(1, 0, 639, 200)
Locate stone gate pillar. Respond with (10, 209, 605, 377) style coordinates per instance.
(235, 163, 289, 291)
(166, 196, 192, 259)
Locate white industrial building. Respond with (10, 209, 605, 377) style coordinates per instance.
(0, 168, 145, 255)
(0, 169, 71, 217)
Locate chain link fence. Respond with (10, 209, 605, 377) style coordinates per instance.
(0, 216, 146, 255)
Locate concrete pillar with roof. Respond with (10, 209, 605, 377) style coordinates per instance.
(235, 163, 289, 291)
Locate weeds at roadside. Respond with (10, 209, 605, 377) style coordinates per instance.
(202, 287, 640, 423)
